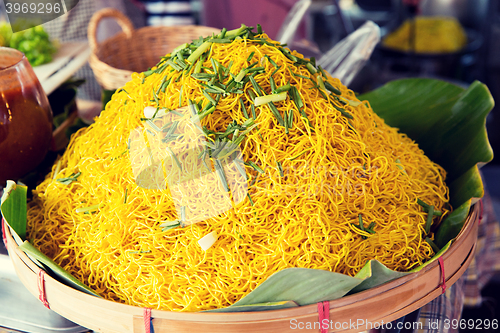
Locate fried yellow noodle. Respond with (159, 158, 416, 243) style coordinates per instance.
(27, 30, 450, 311)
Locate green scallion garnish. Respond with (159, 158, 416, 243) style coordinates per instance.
(187, 41, 212, 63)
(247, 193, 254, 206)
(166, 147, 182, 171)
(425, 205, 434, 234)
(56, 172, 81, 185)
(214, 159, 229, 192)
(76, 204, 100, 214)
(247, 51, 255, 62)
(239, 98, 249, 118)
(425, 237, 440, 253)
(417, 199, 442, 216)
(245, 160, 264, 174)
(277, 161, 284, 177)
(254, 92, 288, 106)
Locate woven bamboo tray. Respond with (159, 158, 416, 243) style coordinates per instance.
(4, 203, 479, 333)
(88, 8, 219, 90)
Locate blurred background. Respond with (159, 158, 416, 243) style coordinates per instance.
(3, 0, 497, 162)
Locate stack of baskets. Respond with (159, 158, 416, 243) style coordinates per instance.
(88, 8, 220, 91)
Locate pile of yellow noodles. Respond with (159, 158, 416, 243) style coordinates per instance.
(27, 32, 450, 311)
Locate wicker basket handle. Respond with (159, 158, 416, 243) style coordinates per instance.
(88, 8, 135, 51)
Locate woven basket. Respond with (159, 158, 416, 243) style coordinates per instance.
(87, 8, 220, 90)
(4, 203, 479, 333)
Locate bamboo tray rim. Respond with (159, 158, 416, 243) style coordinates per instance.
(4, 202, 479, 333)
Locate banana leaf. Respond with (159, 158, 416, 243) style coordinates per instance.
(1, 181, 27, 240)
(1, 78, 494, 313)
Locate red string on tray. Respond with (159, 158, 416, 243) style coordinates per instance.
(1, 217, 7, 249)
(438, 257, 447, 294)
(317, 301, 330, 333)
(144, 307, 154, 333)
(37, 269, 50, 309)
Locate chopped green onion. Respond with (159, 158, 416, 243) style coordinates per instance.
(270, 76, 276, 93)
(176, 57, 187, 69)
(246, 66, 265, 73)
(163, 121, 179, 138)
(288, 110, 294, 128)
(247, 51, 255, 62)
(425, 237, 440, 253)
(318, 65, 327, 78)
(347, 99, 361, 107)
(254, 92, 288, 106)
(306, 63, 317, 74)
(187, 41, 212, 64)
(290, 86, 304, 109)
(284, 110, 289, 134)
(161, 220, 181, 231)
(395, 158, 407, 174)
(194, 59, 203, 73)
(235, 69, 247, 83)
(331, 102, 354, 119)
(265, 55, 278, 68)
(166, 147, 182, 171)
(425, 205, 434, 234)
(250, 173, 260, 186)
(123, 188, 128, 204)
(417, 199, 443, 216)
(288, 147, 312, 161)
(239, 98, 249, 118)
(317, 75, 326, 91)
(268, 102, 285, 126)
(251, 104, 256, 119)
(233, 159, 248, 180)
(214, 159, 229, 192)
(277, 161, 284, 177)
(246, 160, 265, 174)
(293, 73, 309, 79)
(358, 214, 365, 231)
(275, 83, 291, 93)
(179, 86, 183, 108)
(247, 61, 259, 70)
(146, 119, 161, 132)
(271, 66, 281, 77)
(188, 99, 199, 116)
(249, 76, 263, 96)
(180, 206, 186, 223)
(128, 250, 152, 254)
(56, 172, 81, 185)
(247, 193, 254, 206)
(161, 77, 172, 93)
(170, 109, 185, 117)
(171, 43, 188, 55)
(202, 90, 217, 105)
(224, 24, 248, 39)
(210, 38, 232, 43)
(76, 204, 100, 214)
(248, 89, 256, 102)
(166, 59, 182, 71)
(219, 27, 227, 38)
(281, 48, 298, 62)
(143, 69, 154, 77)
